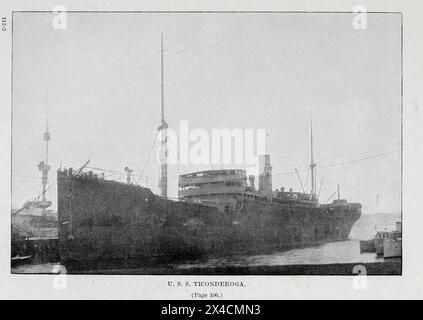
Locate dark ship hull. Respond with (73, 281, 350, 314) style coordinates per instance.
(57, 170, 361, 271)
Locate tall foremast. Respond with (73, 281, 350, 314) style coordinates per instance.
(310, 112, 316, 200)
(158, 33, 168, 198)
(36, 115, 51, 208)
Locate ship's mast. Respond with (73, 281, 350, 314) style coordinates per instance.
(376, 193, 387, 230)
(158, 33, 168, 198)
(37, 112, 51, 206)
(310, 112, 316, 200)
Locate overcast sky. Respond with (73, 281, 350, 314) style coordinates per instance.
(12, 12, 401, 213)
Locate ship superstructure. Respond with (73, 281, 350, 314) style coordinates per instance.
(178, 157, 319, 214)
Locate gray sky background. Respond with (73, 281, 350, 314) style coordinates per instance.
(12, 12, 401, 213)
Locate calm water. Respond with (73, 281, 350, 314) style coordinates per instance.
(177, 213, 401, 269)
(13, 213, 401, 273)
(177, 239, 381, 270)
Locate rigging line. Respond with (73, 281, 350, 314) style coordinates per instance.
(50, 148, 400, 189)
(105, 147, 402, 187)
(135, 130, 159, 185)
(303, 170, 310, 190)
(85, 166, 147, 179)
(313, 146, 401, 164)
(270, 149, 401, 178)
(314, 149, 401, 170)
(279, 148, 401, 173)
(317, 177, 324, 199)
(274, 142, 400, 161)
(30, 179, 57, 202)
(74, 145, 400, 182)
(295, 168, 305, 194)
(44, 145, 400, 182)
(85, 166, 122, 174)
(222, 149, 400, 181)
(268, 145, 401, 168)
(325, 190, 338, 204)
(206, 149, 402, 183)
(12, 180, 45, 184)
(84, 167, 139, 180)
(12, 175, 45, 180)
(142, 148, 401, 183)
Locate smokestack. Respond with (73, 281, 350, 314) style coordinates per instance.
(258, 154, 272, 201)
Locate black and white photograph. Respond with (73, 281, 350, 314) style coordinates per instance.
(10, 10, 402, 276)
(1, 0, 423, 301)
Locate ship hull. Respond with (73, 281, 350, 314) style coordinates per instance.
(57, 171, 361, 271)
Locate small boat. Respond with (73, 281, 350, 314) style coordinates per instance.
(11, 255, 33, 267)
(382, 222, 402, 258)
(383, 238, 402, 258)
(359, 219, 402, 257)
(374, 231, 391, 255)
(359, 239, 376, 253)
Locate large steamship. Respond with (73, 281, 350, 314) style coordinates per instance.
(56, 35, 361, 270)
